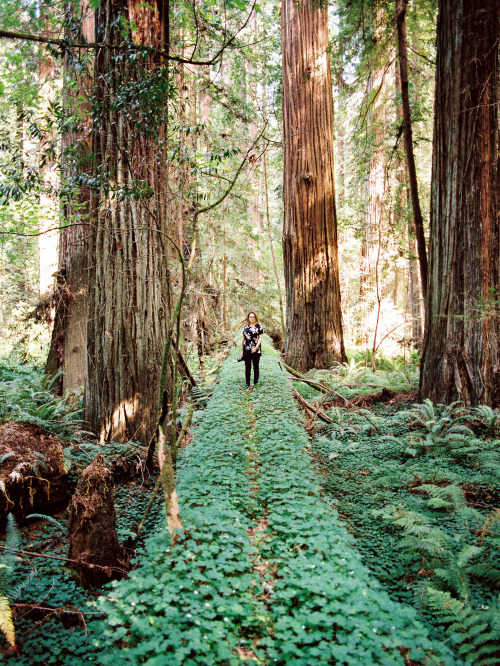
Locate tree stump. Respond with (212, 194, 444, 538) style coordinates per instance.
(67, 454, 129, 587)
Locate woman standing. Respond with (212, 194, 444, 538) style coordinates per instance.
(241, 311, 263, 389)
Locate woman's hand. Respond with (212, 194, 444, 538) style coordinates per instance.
(251, 347, 257, 353)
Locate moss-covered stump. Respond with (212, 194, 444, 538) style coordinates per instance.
(67, 454, 129, 587)
(0, 422, 68, 530)
(64, 441, 149, 486)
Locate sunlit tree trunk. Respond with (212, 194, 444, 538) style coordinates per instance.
(360, 68, 385, 298)
(38, 12, 59, 300)
(85, 0, 171, 442)
(420, 0, 499, 406)
(46, 0, 94, 392)
(281, 0, 346, 370)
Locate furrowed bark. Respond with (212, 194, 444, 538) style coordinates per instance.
(281, 0, 346, 371)
(85, 0, 171, 443)
(420, 0, 500, 406)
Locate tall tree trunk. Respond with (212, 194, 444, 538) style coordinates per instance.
(281, 0, 346, 370)
(85, 0, 171, 442)
(407, 211, 422, 343)
(38, 12, 59, 300)
(394, 64, 422, 344)
(396, 0, 428, 303)
(46, 0, 94, 392)
(420, 0, 499, 406)
(263, 148, 285, 337)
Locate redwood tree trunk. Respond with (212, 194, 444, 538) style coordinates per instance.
(420, 0, 499, 406)
(46, 1, 94, 392)
(85, 0, 171, 442)
(281, 0, 346, 370)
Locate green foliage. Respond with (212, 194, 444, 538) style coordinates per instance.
(0, 514, 22, 648)
(0, 469, 164, 661)
(0, 362, 87, 440)
(314, 392, 500, 665)
(98, 341, 455, 664)
(471, 406, 500, 435)
(421, 588, 500, 665)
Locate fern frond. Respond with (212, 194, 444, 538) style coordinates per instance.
(468, 563, 500, 586)
(25, 513, 65, 532)
(0, 514, 20, 589)
(0, 593, 15, 647)
(472, 405, 500, 433)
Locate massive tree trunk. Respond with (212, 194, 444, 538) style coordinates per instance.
(281, 0, 346, 370)
(46, 0, 94, 392)
(85, 0, 171, 442)
(420, 0, 499, 406)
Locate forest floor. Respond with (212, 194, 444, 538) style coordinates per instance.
(1, 341, 499, 664)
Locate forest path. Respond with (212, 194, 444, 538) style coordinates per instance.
(100, 339, 457, 665)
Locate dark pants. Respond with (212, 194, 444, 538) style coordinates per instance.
(244, 353, 260, 386)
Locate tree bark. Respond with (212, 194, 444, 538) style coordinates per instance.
(420, 0, 499, 406)
(395, 0, 428, 303)
(46, 0, 94, 392)
(85, 0, 171, 442)
(38, 11, 59, 300)
(394, 64, 423, 344)
(281, 0, 346, 370)
(67, 454, 129, 587)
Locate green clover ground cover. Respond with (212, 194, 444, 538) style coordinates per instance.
(311, 401, 500, 664)
(98, 339, 457, 664)
(3, 473, 162, 665)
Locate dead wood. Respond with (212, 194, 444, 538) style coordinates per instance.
(67, 454, 129, 587)
(323, 389, 417, 408)
(0, 422, 68, 530)
(291, 387, 332, 424)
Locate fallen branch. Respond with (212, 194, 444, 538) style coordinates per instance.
(0, 545, 128, 574)
(136, 406, 193, 540)
(287, 373, 330, 392)
(177, 348, 197, 387)
(158, 425, 183, 541)
(281, 361, 381, 433)
(282, 361, 331, 393)
(12, 603, 103, 616)
(291, 387, 332, 424)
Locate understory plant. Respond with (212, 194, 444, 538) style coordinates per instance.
(98, 340, 456, 665)
(0, 366, 87, 441)
(314, 393, 500, 666)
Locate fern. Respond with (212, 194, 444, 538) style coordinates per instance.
(421, 588, 500, 665)
(0, 514, 21, 649)
(0, 368, 86, 440)
(0, 514, 20, 590)
(0, 591, 15, 648)
(25, 513, 65, 532)
(472, 405, 500, 434)
(433, 544, 483, 600)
